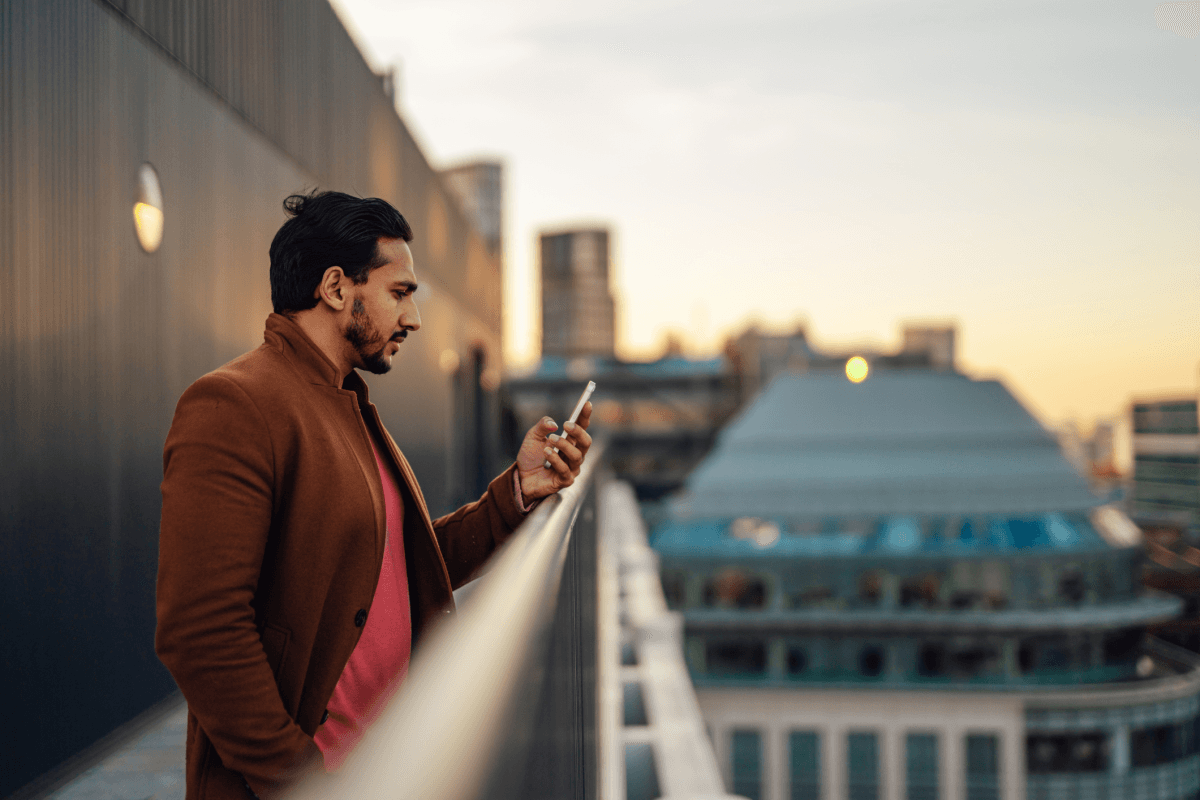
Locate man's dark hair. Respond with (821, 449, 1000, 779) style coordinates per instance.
(269, 190, 413, 315)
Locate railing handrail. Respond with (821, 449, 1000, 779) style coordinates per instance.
(292, 450, 602, 800)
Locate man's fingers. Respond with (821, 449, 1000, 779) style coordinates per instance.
(548, 434, 582, 465)
(533, 417, 558, 442)
(574, 401, 593, 430)
(562, 419, 592, 454)
(542, 446, 574, 485)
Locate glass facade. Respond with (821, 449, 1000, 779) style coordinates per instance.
(731, 729, 763, 800)
(848, 732, 881, 800)
(906, 734, 939, 800)
(789, 731, 820, 800)
(965, 734, 1000, 800)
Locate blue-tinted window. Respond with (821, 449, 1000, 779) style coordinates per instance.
(847, 732, 880, 800)
(965, 735, 999, 800)
(731, 729, 762, 800)
(906, 734, 938, 800)
(1026, 733, 1108, 773)
(1131, 719, 1197, 768)
(789, 731, 820, 800)
(706, 639, 767, 676)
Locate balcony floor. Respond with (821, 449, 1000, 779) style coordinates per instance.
(45, 700, 185, 800)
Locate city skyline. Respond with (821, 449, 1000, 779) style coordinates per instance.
(331, 0, 1199, 438)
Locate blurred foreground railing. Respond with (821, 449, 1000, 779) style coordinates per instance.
(293, 451, 602, 800)
(291, 446, 737, 800)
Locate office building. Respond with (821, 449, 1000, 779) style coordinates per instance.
(1131, 396, 1200, 533)
(540, 227, 617, 359)
(653, 367, 1196, 800)
(441, 159, 503, 255)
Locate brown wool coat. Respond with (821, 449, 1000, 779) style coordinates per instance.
(156, 314, 526, 799)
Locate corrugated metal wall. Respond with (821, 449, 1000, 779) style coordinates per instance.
(0, 0, 505, 793)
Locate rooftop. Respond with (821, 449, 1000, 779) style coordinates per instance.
(667, 370, 1100, 523)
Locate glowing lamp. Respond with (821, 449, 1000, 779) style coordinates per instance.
(133, 163, 164, 253)
(845, 356, 869, 383)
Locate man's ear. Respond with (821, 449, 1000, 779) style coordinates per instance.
(316, 266, 349, 311)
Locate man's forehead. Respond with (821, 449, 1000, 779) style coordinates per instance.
(375, 238, 417, 282)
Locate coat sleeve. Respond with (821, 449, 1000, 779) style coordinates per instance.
(430, 463, 531, 589)
(155, 374, 320, 795)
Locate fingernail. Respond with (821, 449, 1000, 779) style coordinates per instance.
(548, 434, 559, 442)
(545, 419, 556, 427)
(564, 422, 575, 431)
(544, 447, 553, 455)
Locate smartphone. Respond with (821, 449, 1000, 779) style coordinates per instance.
(544, 380, 596, 468)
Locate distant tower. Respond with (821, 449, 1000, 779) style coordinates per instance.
(540, 228, 616, 359)
(440, 160, 503, 255)
(901, 323, 956, 370)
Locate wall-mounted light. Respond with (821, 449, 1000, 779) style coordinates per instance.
(133, 163, 164, 253)
(845, 355, 869, 383)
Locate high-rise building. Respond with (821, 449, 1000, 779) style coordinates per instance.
(440, 160, 503, 255)
(540, 228, 616, 359)
(1130, 396, 1200, 532)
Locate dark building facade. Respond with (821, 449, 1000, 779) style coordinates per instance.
(0, 0, 505, 793)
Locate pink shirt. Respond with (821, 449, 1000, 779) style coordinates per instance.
(313, 437, 412, 770)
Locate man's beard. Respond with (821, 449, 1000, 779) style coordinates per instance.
(345, 299, 404, 375)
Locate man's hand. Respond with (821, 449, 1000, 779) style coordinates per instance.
(516, 402, 593, 502)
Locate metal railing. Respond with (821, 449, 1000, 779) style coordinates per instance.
(293, 451, 602, 800)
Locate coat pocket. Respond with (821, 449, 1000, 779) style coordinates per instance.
(260, 622, 291, 680)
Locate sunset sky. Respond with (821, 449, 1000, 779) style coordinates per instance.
(331, 0, 1199, 444)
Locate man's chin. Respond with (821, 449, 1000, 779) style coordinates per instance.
(361, 351, 393, 375)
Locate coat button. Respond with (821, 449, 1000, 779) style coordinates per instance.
(354, 609, 367, 627)
(320, 709, 329, 725)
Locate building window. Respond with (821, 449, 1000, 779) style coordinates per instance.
(847, 732, 880, 800)
(787, 645, 808, 677)
(703, 568, 768, 609)
(792, 585, 838, 609)
(1131, 719, 1197, 768)
(900, 572, 942, 608)
(950, 644, 1001, 680)
(731, 729, 762, 800)
(1102, 628, 1142, 667)
(789, 731, 820, 800)
(858, 645, 886, 678)
(917, 643, 947, 678)
(965, 735, 999, 800)
(1057, 566, 1086, 604)
(1026, 733, 1108, 773)
(856, 569, 886, 607)
(906, 734, 938, 800)
(705, 639, 767, 676)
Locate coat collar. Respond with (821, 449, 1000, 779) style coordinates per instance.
(263, 313, 371, 401)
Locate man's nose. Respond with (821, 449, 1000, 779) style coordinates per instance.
(401, 300, 421, 331)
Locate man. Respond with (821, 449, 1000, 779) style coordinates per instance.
(155, 191, 591, 799)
